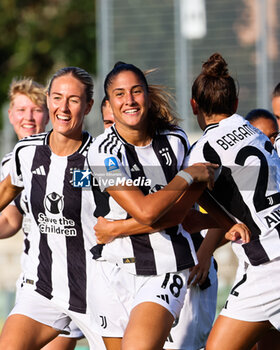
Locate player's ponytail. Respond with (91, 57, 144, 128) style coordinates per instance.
(192, 52, 238, 117)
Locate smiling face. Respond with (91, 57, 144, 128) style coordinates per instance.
(107, 70, 150, 133)
(8, 93, 49, 140)
(47, 74, 93, 139)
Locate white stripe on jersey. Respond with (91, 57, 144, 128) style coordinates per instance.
(187, 114, 280, 266)
(88, 125, 197, 275)
(9, 131, 98, 313)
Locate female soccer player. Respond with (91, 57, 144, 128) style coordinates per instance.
(87, 62, 249, 350)
(187, 53, 280, 350)
(0, 77, 85, 350)
(0, 67, 105, 350)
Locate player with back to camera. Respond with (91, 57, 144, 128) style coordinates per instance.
(88, 62, 249, 350)
(185, 52, 280, 350)
(245, 108, 280, 350)
(0, 77, 86, 350)
(0, 67, 105, 350)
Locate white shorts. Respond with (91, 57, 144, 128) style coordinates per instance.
(58, 321, 83, 339)
(164, 257, 218, 350)
(89, 261, 189, 337)
(15, 274, 83, 339)
(10, 283, 105, 349)
(220, 256, 280, 330)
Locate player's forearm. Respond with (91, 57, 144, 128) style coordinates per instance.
(198, 190, 236, 230)
(182, 209, 219, 233)
(0, 175, 22, 212)
(111, 184, 207, 237)
(197, 228, 226, 260)
(0, 209, 23, 238)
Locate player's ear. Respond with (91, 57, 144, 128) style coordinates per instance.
(85, 99, 94, 116)
(190, 98, 198, 115)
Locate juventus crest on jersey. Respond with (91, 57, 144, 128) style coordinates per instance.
(9, 131, 97, 313)
(187, 114, 280, 266)
(88, 125, 197, 276)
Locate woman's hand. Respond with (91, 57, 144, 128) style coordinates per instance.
(225, 223, 251, 243)
(183, 162, 219, 190)
(94, 216, 119, 244)
(188, 254, 212, 287)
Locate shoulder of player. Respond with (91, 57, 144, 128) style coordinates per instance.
(158, 126, 190, 151)
(1, 151, 13, 167)
(90, 127, 123, 157)
(15, 132, 48, 149)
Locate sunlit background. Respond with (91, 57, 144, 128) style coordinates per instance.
(0, 0, 279, 348)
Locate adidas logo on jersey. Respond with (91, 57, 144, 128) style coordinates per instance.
(156, 294, 169, 304)
(32, 165, 46, 175)
(130, 164, 140, 172)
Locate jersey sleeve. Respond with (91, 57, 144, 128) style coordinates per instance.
(0, 153, 17, 206)
(9, 143, 24, 188)
(88, 145, 130, 192)
(274, 136, 280, 157)
(186, 140, 222, 181)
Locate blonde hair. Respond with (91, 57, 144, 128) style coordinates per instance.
(9, 78, 47, 109)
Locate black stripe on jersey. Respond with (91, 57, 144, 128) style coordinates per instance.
(98, 129, 122, 155)
(274, 223, 280, 238)
(15, 134, 47, 178)
(166, 226, 195, 270)
(152, 134, 195, 269)
(31, 146, 53, 299)
(17, 133, 47, 144)
(90, 184, 111, 260)
(167, 130, 190, 160)
(14, 195, 25, 215)
(64, 156, 87, 313)
(78, 132, 92, 156)
(203, 142, 270, 265)
(124, 143, 157, 275)
(203, 123, 219, 135)
(152, 134, 178, 182)
(1, 152, 12, 168)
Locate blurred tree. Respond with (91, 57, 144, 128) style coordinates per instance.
(0, 0, 96, 127)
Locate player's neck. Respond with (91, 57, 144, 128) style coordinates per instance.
(116, 124, 152, 147)
(205, 113, 230, 126)
(49, 131, 83, 156)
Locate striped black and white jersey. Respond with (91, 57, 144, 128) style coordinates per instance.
(187, 114, 280, 266)
(274, 134, 280, 156)
(1, 151, 31, 275)
(10, 131, 97, 313)
(88, 125, 197, 276)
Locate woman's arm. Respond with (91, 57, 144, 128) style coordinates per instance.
(107, 163, 218, 225)
(0, 175, 23, 212)
(0, 204, 23, 238)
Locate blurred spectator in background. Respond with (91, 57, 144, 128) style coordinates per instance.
(101, 96, 115, 129)
(272, 83, 280, 128)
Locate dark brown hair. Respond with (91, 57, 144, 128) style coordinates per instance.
(192, 53, 238, 116)
(104, 62, 180, 134)
(47, 67, 93, 102)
